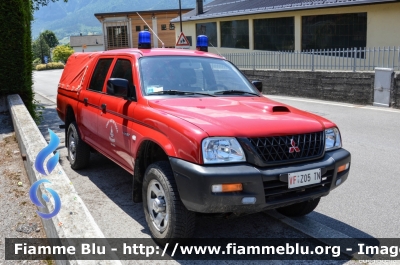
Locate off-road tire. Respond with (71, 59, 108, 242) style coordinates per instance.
(142, 161, 195, 245)
(276, 198, 321, 217)
(67, 122, 90, 169)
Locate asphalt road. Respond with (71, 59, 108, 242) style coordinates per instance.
(32, 69, 400, 263)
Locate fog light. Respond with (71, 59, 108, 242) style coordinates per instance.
(242, 197, 256, 204)
(212, 183, 243, 193)
(336, 178, 342, 186)
(338, 163, 350, 173)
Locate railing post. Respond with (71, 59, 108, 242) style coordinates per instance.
(312, 49, 315, 71)
(353, 47, 357, 72)
(398, 46, 400, 71)
(253, 52, 256, 70)
(279, 52, 281, 71)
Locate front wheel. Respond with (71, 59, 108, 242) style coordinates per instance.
(276, 198, 320, 217)
(142, 161, 195, 245)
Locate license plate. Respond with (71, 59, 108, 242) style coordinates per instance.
(288, 168, 321, 189)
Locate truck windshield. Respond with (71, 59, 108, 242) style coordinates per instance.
(139, 56, 259, 96)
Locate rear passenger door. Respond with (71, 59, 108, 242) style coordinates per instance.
(78, 58, 113, 148)
(97, 57, 137, 172)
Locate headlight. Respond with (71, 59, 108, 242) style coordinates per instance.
(325, 127, 342, 151)
(202, 137, 246, 164)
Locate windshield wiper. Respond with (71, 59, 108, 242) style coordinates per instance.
(214, 90, 260, 96)
(147, 90, 216, 97)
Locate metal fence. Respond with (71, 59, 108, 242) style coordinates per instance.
(222, 47, 400, 72)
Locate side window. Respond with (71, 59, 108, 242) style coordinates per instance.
(110, 59, 134, 98)
(88, 59, 113, 92)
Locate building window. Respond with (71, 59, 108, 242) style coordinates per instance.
(196, 22, 217, 47)
(136, 26, 141, 32)
(106, 26, 129, 50)
(161, 24, 167, 30)
(220, 20, 249, 49)
(186, 36, 192, 46)
(144, 25, 149, 31)
(254, 17, 294, 51)
(302, 13, 367, 51)
(169, 23, 175, 30)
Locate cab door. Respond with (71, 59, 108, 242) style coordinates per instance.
(97, 57, 137, 172)
(78, 58, 113, 149)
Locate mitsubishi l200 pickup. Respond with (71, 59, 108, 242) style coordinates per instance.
(56, 33, 351, 244)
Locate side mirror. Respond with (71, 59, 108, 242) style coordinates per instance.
(252, 81, 263, 93)
(107, 78, 136, 100)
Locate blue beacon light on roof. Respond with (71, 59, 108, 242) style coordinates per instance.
(138, 31, 151, 49)
(196, 35, 208, 52)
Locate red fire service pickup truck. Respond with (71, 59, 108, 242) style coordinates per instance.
(57, 32, 351, 244)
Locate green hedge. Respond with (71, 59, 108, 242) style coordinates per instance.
(0, 0, 34, 117)
(36, 62, 65, 71)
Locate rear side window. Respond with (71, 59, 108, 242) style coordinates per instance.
(88, 59, 113, 92)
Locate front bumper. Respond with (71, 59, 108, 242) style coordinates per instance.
(169, 148, 350, 213)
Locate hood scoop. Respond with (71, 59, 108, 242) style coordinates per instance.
(272, 106, 290, 113)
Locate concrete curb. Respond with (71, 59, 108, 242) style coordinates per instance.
(7, 94, 122, 265)
(35, 90, 56, 104)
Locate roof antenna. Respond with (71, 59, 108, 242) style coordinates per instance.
(136, 12, 165, 48)
(209, 41, 223, 57)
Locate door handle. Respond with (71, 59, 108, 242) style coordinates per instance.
(101, 103, 106, 112)
(83, 98, 88, 105)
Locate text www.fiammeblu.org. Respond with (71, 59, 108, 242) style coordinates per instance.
(180, 243, 338, 256)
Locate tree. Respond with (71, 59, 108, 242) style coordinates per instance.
(41, 30, 59, 48)
(0, 0, 34, 116)
(31, 0, 67, 11)
(32, 35, 50, 63)
(32, 30, 58, 63)
(0, 0, 67, 120)
(52, 44, 74, 63)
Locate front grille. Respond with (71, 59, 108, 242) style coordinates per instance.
(263, 169, 334, 203)
(249, 132, 324, 165)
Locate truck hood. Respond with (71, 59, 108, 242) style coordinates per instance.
(148, 97, 331, 137)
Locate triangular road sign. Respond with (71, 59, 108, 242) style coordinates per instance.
(176, 32, 190, 46)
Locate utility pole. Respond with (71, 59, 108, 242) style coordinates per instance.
(179, 0, 182, 33)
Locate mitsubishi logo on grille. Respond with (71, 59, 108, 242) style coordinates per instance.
(289, 139, 300, 153)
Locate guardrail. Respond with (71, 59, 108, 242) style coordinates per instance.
(222, 47, 400, 72)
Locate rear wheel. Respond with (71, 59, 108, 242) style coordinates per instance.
(142, 161, 195, 245)
(67, 122, 90, 169)
(276, 198, 320, 217)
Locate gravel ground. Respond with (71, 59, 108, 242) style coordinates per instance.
(0, 111, 50, 265)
